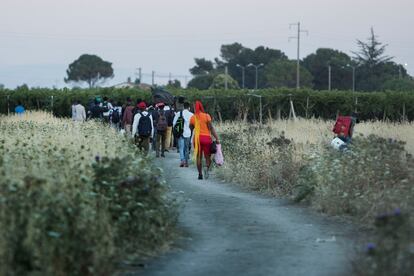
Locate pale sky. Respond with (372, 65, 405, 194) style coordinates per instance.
(0, 0, 412, 88)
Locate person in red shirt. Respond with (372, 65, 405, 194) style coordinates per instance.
(190, 101, 220, 180)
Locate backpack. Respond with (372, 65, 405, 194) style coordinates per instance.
(156, 110, 168, 133)
(173, 111, 185, 138)
(137, 113, 152, 137)
(333, 116, 352, 137)
(111, 109, 120, 124)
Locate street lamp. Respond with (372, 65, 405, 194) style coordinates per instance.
(346, 64, 356, 92)
(236, 64, 246, 89)
(247, 63, 264, 90)
(399, 63, 408, 79)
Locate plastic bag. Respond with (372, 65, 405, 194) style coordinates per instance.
(214, 144, 224, 166)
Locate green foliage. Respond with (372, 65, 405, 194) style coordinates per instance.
(355, 210, 414, 276)
(187, 75, 215, 90)
(166, 79, 182, 89)
(382, 78, 414, 91)
(295, 135, 414, 218)
(210, 74, 240, 89)
(0, 114, 176, 275)
(1, 88, 414, 121)
(265, 60, 313, 88)
(65, 54, 114, 88)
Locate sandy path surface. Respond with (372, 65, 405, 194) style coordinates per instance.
(126, 153, 356, 276)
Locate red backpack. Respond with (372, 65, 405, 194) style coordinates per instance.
(333, 116, 352, 137)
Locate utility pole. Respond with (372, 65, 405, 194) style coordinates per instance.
(139, 67, 142, 83)
(328, 65, 332, 91)
(169, 72, 172, 83)
(152, 71, 155, 86)
(225, 66, 228, 90)
(289, 22, 308, 89)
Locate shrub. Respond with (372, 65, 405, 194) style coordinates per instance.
(0, 112, 177, 275)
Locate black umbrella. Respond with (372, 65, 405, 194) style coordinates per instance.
(151, 87, 175, 106)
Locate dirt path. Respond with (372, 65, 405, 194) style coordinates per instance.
(127, 153, 357, 276)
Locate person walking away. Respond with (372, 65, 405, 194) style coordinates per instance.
(71, 101, 76, 120)
(102, 97, 113, 123)
(132, 102, 154, 153)
(152, 103, 168, 157)
(173, 102, 193, 167)
(122, 99, 135, 136)
(15, 101, 25, 115)
(164, 105, 175, 151)
(88, 100, 107, 121)
(190, 101, 220, 180)
(110, 101, 122, 130)
(73, 100, 86, 122)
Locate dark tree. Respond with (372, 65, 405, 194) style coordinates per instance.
(189, 58, 215, 75)
(303, 48, 353, 90)
(353, 27, 393, 67)
(187, 75, 215, 90)
(65, 54, 114, 88)
(265, 60, 313, 88)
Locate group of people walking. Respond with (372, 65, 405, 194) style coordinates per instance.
(72, 97, 220, 180)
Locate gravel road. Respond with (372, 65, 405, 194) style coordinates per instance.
(126, 153, 357, 276)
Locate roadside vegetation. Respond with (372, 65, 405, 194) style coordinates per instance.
(216, 119, 414, 275)
(0, 112, 177, 275)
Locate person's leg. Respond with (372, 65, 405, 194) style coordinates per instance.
(165, 127, 172, 150)
(184, 137, 190, 166)
(156, 133, 162, 157)
(196, 153, 203, 179)
(199, 135, 212, 179)
(161, 132, 166, 157)
(152, 132, 157, 151)
(143, 136, 150, 153)
(178, 137, 185, 164)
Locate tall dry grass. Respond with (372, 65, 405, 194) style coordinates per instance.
(216, 118, 414, 275)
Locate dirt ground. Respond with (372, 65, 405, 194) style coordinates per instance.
(125, 153, 358, 276)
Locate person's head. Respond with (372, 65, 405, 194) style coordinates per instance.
(137, 101, 147, 111)
(17, 101, 22, 106)
(117, 101, 122, 106)
(103, 96, 108, 102)
(184, 102, 191, 110)
(194, 100, 205, 114)
(156, 102, 165, 110)
(76, 100, 81, 105)
(178, 96, 185, 104)
(136, 98, 142, 104)
(126, 97, 132, 105)
(94, 99, 100, 106)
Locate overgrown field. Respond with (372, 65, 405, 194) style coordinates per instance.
(216, 119, 414, 275)
(1, 87, 414, 121)
(0, 112, 177, 275)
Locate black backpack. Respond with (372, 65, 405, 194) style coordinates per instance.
(173, 111, 185, 138)
(111, 109, 120, 124)
(137, 113, 152, 137)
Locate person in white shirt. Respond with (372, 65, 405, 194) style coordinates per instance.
(132, 102, 154, 153)
(173, 102, 194, 167)
(72, 100, 86, 122)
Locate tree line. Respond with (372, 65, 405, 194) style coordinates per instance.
(187, 28, 414, 92)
